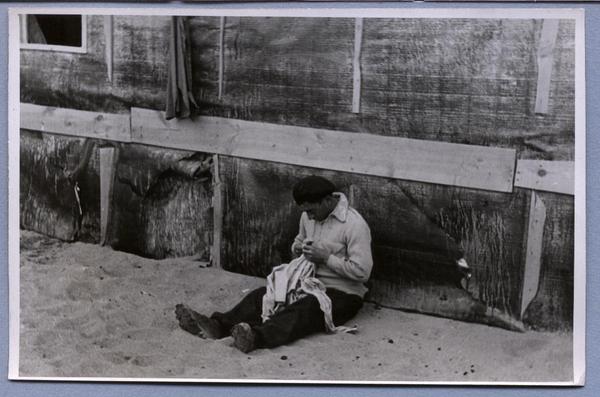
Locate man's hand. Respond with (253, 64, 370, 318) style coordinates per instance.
(292, 243, 303, 258)
(302, 242, 330, 264)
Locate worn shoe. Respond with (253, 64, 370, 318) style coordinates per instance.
(231, 322, 256, 353)
(175, 304, 223, 339)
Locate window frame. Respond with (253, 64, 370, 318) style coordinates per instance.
(19, 14, 88, 54)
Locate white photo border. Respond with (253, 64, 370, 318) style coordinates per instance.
(7, 5, 586, 386)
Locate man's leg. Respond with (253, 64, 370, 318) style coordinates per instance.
(327, 289, 364, 326)
(176, 286, 266, 339)
(251, 288, 363, 349)
(211, 286, 266, 332)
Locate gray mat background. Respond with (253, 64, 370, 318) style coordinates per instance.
(1, 1, 598, 396)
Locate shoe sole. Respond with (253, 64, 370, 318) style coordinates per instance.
(231, 323, 255, 353)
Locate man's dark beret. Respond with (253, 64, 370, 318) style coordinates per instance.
(292, 175, 336, 204)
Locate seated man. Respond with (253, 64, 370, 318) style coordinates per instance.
(175, 175, 373, 353)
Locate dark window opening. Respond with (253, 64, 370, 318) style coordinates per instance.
(26, 15, 82, 47)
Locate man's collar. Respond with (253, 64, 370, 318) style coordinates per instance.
(329, 192, 349, 222)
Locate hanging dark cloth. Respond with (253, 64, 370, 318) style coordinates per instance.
(165, 16, 199, 120)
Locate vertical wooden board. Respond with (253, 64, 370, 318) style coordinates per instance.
(218, 16, 225, 100)
(104, 15, 113, 82)
(534, 19, 559, 114)
(352, 18, 363, 114)
(520, 192, 547, 317)
(99, 147, 117, 245)
(212, 154, 223, 268)
(522, 192, 574, 330)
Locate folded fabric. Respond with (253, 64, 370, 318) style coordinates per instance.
(262, 256, 357, 334)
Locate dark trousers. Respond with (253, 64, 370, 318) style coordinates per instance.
(211, 286, 363, 348)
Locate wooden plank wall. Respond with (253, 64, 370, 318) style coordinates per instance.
(20, 131, 95, 242)
(19, 16, 577, 329)
(20, 15, 171, 112)
(20, 17, 575, 160)
(192, 17, 575, 161)
(219, 157, 530, 321)
(19, 129, 214, 259)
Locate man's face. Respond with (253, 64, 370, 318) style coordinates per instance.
(299, 196, 334, 222)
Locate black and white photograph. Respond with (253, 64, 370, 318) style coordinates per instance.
(8, 7, 585, 384)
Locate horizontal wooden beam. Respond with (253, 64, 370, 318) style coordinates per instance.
(20, 103, 131, 142)
(514, 160, 574, 195)
(131, 107, 516, 193)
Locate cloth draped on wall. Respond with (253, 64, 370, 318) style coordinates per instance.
(165, 16, 199, 120)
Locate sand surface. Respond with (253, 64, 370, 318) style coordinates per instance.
(18, 230, 573, 382)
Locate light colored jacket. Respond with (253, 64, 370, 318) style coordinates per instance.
(291, 192, 373, 297)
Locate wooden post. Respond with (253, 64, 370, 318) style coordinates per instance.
(212, 154, 223, 268)
(520, 191, 547, 318)
(352, 18, 363, 114)
(218, 16, 225, 100)
(104, 16, 114, 83)
(535, 19, 559, 114)
(99, 146, 118, 246)
(348, 184, 356, 208)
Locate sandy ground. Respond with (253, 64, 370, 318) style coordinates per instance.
(18, 230, 573, 382)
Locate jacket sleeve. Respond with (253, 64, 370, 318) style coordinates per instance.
(325, 217, 373, 282)
(291, 213, 307, 255)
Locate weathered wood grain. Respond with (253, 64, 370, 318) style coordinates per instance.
(212, 154, 223, 268)
(219, 157, 530, 325)
(104, 16, 113, 82)
(368, 280, 525, 332)
(535, 19, 559, 114)
(20, 16, 576, 160)
(20, 131, 92, 242)
(352, 18, 363, 113)
(21, 103, 131, 142)
(20, 15, 171, 112)
(520, 191, 547, 318)
(99, 147, 118, 245)
(522, 191, 574, 330)
(218, 16, 225, 100)
(131, 107, 517, 192)
(514, 160, 574, 195)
